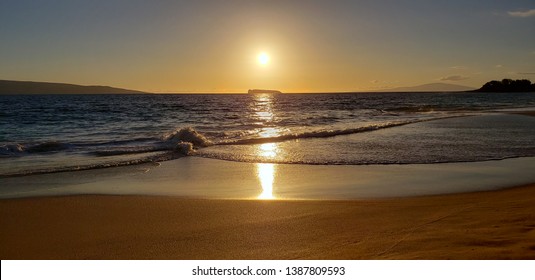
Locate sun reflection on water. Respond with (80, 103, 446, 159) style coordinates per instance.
(259, 143, 277, 158)
(252, 93, 274, 122)
(251, 93, 278, 199)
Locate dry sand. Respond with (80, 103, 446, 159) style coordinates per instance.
(1, 184, 535, 260)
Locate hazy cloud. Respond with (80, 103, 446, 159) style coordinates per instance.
(518, 72, 535, 75)
(440, 75, 470, 81)
(370, 80, 380, 84)
(495, 64, 503, 68)
(508, 9, 535, 17)
(449, 66, 466, 70)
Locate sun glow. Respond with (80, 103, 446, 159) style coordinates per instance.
(258, 52, 270, 65)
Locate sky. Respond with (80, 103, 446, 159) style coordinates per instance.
(0, 0, 534, 93)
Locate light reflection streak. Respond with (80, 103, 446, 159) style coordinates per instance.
(251, 93, 278, 199)
(259, 127, 280, 138)
(257, 163, 275, 199)
(252, 93, 274, 123)
(259, 143, 277, 158)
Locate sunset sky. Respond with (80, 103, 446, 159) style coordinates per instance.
(1, 0, 534, 93)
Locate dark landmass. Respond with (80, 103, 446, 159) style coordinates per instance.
(0, 80, 147, 95)
(474, 79, 535, 92)
(248, 89, 282, 94)
(377, 83, 475, 92)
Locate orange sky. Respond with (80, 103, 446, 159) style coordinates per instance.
(1, 1, 534, 93)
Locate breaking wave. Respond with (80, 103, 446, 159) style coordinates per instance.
(0, 142, 72, 156)
(0, 116, 464, 177)
(218, 117, 455, 145)
(163, 127, 213, 148)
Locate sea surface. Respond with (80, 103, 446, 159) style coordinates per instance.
(1, 92, 535, 177)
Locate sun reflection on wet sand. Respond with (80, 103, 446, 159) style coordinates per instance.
(257, 163, 275, 199)
(257, 142, 277, 199)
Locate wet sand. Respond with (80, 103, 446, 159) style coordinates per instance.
(3, 156, 535, 200)
(511, 111, 535, 117)
(1, 184, 535, 259)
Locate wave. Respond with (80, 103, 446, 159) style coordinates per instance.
(217, 118, 441, 146)
(0, 116, 466, 176)
(92, 148, 169, 157)
(384, 105, 442, 113)
(89, 128, 205, 157)
(0, 142, 72, 156)
(26, 142, 73, 153)
(1, 127, 209, 158)
(80, 137, 159, 147)
(3, 115, 460, 157)
(0, 153, 172, 178)
(383, 105, 489, 113)
(0, 144, 25, 156)
(163, 127, 213, 147)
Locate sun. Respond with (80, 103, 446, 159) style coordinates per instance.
(258, 52, 270, 65)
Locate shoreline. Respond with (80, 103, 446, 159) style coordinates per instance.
(2, 183, 535, 259)
(2, 156, 535, 200)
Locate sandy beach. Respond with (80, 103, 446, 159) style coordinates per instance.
(1, 183, 535, 260)
(1, 110, 534, 261)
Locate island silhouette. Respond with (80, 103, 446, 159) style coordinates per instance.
(0, 80, 146, 95)
(248, 89, 282, 94)
(475, 79, 535, 92)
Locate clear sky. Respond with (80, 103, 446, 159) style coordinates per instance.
(1, 0, 534, 93)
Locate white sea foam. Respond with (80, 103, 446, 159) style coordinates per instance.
(163, 127, 212, 147)
(218, 118, 444, 145)
(175, 141, 194, 155)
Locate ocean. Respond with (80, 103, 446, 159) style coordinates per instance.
(1, 92, 535, 177)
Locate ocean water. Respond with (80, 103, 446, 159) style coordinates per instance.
(1, 92, 535, 177)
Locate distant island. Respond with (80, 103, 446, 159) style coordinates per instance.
(474, 79, 535, 92)
(248, 89, 282, 94)
(0, 80, 147, 95)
